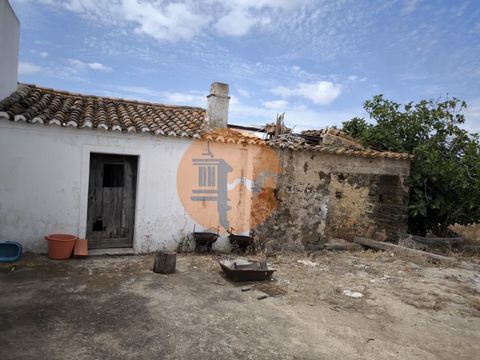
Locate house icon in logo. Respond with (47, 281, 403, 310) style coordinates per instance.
(190, 142, 233, 229)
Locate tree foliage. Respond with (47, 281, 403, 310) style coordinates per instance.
(342, 95, 480, 236)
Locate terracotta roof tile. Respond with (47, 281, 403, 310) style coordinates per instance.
(0, 84, 411, 161)
(267, 133, 413, 160)
(202, 128, 265, 146)
(0, 84, 206, 137)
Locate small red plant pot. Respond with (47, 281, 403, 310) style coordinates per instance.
(45, 234, 78, 260)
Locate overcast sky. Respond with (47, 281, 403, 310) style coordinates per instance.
(11, 0, 480, 132)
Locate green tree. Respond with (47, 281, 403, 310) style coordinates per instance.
(342, 95, 480, 236)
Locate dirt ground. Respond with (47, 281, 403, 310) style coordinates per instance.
(1, 251, 479, 360)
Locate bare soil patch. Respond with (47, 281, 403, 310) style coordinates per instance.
(1, 251, 479, 359)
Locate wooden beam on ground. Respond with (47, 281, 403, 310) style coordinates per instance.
(353, 237, 479, 272)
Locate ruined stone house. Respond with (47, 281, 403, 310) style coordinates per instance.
(252, 129, 411, 251)
(0, 2, 411, 253)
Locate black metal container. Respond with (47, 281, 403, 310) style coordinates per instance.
(192, 232, 219, 252)
(228, 234, 254, 252)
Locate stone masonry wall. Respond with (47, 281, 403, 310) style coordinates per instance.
(325, 173, 409, 242)
(252, 149, 410, 252)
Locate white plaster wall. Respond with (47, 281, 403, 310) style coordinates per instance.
(0, 121, 231, 253)
(0, 1, 20, 100)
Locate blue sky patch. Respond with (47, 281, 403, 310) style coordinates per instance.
(11, 0, 480, 131)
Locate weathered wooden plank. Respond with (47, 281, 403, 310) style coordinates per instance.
(123, 156, 137, 242)
(353, 237, 480, 272)
(103, 187, 123, 237)
(86, 154, 104, 240)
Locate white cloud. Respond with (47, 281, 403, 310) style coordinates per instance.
(121, 0, 209, 41)
(104, 83, 354, 130)
(215, 9, 257, 37)
(37, 0, 208, 42)
(237, 88, 251, 98)
(215, 8, 270, 37)
(402, 0, 422, 15)
(229, 102, 277, 126)
(110, 85, 206, 107)
(283, 106, 358, 131)
(18, 62, 42, 75)
(115, 85, 159, 97)
(215, 0, 310, 36)
(87, 62, 111, 71)
(272, 81, 342, 105)
(263, 99, 289, 110)
(229, 97, 358, 131)
(347, 75, 367, 82)
(40, 51, 49, 58)
(463, 99, 480, 133)
(68, 59, 113, 72)
(161, 92, 206, 107)
(35, 0, 312, 41)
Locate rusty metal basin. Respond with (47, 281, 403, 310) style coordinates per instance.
(218, 258, 275, 282)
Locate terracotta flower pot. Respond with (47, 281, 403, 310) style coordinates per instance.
(45, 234, 77, 260)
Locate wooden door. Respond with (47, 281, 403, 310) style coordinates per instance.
(86, 153, 138, 249)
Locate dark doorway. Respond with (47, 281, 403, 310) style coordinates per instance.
(86, 153, 138, 249)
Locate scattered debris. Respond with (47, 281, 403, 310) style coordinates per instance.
(354, 236, 480, 272)
(342, 289, 364, 298)
(297, 259, 317, 267)
(257, 294, 268, 300)
(253, 283, 287, 297)
(241, 287, 251, 292)
(325, 238, 363, 252)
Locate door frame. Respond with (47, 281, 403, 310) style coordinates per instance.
(86, 153, 138, 249)
(78, 145, 144, 250)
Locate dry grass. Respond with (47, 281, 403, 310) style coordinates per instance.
(450, 223, 480, 242)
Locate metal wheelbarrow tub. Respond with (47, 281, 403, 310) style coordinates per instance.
(218, 259, 275, 282)
(193, 232, 219, 245)
(228, 234, 254, 251)
(0, 241, 22, 271)
(193, 232, 219, 252)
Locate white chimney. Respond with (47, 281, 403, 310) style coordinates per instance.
(0, 0, 20, 101)
(205, 82, 230, 129)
